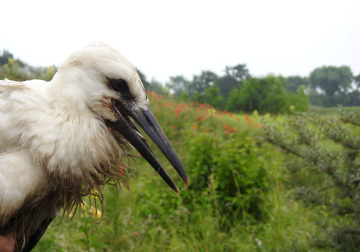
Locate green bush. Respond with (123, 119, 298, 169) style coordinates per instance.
(181, 130, 271, 222)
(263, 109, 360, 251)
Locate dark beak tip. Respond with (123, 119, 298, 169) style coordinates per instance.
(184, 178, 189, 188)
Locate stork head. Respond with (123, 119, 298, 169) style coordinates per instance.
(52, 43, 188, 192)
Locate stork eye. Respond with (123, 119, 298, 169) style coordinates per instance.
(112, 79, 127, 92)
(107, 78, 133, 100)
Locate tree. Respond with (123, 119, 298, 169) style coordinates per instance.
(310, 66, 353, 96)
(189, 71, 218, 96)
(354, 73, 360, 89)
(226, 75, 308, 114)
(0, 50, 14, 65)
(226, 78, 259, 112)
(287, 85, 309, 112)
(204, 83, 224, 108)
(192, 92, 205, 104)
(217, 64, 250, 99)
(0, 50, 26, 67)
(166, 75, 191, 97)
(286, 76, 309, 93)
(149, 78, 165, 94)
(224, 64, 250, 82)
(226, 75, 288, 114)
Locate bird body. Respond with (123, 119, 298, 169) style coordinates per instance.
(0, 43, 187, 251)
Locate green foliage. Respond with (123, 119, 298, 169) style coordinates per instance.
(30, 91, 338, 252)
(286, 75, 309, 93)
(308, 66, 357, 107)
(190, 70, 218, 95)
(263, 108, 360, 251)
(149, 78, 166, 94)
(287, 85, 309, 113)
(182, 130, 271, 221)
(309, 106, 360, 115)
(226, 75, 309, 114)
(180, 90, 190, 101)
(354, 73, 360, 89)
(166, 75, 191, 97)
(7, 49, 360, 251)
(192, 91, 205, 104)
(0, 50, 26, 67)
(310, 66, 353, 96)
(0, 56, 55, 81)
(203, 83, 224, 108)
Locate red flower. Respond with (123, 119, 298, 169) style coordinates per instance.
(146, 90, 151, 95)
(163, 103, 167, 106)
(245, 116, 252, 126)
(223, 125, 229, 129)
(175, 113, 179, 117)
(197, 117, 201, 121)
(173, 126, 176, 129)
(190, 102, 194, 106)
(193, 124, 198, 130)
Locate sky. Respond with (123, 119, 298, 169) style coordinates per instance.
(1, 0, 360, 84)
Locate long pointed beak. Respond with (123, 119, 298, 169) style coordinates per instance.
(110, 102, 188, 193)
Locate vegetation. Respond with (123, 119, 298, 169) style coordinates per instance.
(263, 108, 360, 251)
(2, 50, 360, 251)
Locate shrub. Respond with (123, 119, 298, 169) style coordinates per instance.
(181, 130, 271, 222)
(263, 108, 360, 251)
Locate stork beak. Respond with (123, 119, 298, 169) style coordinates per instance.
(110, 101, 188, 193)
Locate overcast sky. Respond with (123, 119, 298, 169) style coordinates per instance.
(1, 0, 359, 83)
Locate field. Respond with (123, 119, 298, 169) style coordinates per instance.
(32, 92, 340, 252)
(309, 105, 360, 115)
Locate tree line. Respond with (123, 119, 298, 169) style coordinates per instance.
(1, 49, 359, 114)
(138, 63, 360, 114)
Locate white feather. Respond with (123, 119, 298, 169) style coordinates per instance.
(0, 43, 149, 222)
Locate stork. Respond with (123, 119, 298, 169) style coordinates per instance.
(0, 43, 188, 252)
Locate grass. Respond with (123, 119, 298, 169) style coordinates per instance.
(309, 106, 360, 115)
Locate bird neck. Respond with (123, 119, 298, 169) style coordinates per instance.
(48, 73, 94, 118)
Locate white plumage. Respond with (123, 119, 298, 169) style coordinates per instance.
(0, 43, 187, 251)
